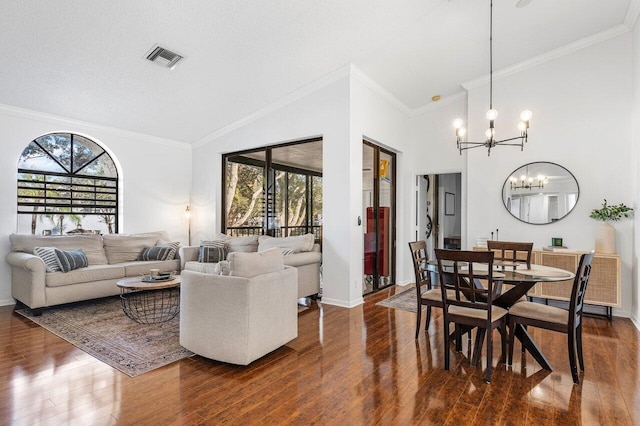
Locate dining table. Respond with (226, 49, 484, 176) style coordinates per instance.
(426, 259, 575, 371)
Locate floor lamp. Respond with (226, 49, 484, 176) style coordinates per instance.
(185, 205, 191, 246)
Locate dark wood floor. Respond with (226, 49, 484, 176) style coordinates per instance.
(1, 287, 638, 425)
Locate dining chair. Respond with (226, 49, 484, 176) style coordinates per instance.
(487, 240, 533, 269)
(507, 251, 594, 384)
(435, 249, 508, 383)
(408, 241, 449, 339)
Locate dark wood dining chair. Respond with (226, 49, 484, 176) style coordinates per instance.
(487, 240, 533, 269)
(507, 251, 594, 384)
(435, 249, 508, 383)
(408, 241, 448, 339)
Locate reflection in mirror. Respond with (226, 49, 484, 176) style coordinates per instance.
(502, 162, 579, 225)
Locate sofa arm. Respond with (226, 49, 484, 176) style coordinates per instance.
(178, 246, 200, 270)
(180, 267, 298, 365)
(6, 252, 47, 309)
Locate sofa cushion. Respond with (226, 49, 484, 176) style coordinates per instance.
(138, 241, 180, 261)
(102, 231, 171, 264)
(228, 248, 284, 278)
(121, 259, 181, 277)
(214, 233, 259, 253)
(258, 234, 314, 253)
(34, 246, 62, 272)
(55, 249, 88, 272)
(198, 240, 227, 263)
(46, 264, 125, 288)
(282, 251, 322, 268)
(10, 233, 108, 265)
(184, 261, 219, 274)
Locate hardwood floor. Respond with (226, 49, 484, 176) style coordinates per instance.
(1, 287, 638, 425)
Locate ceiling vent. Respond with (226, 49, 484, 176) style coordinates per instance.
(145, 45, 184, 70)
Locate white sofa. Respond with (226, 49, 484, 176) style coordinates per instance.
(6, 231, 181, 314)
(179, 233, 321, 299)
(180, 249, 298, 365)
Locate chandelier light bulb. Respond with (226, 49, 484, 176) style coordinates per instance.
(456, 127, 467, 137)
(517, 121, 527, 132)
(520, 110, 532, 121)
(453, 118, 464, 129)
(485, 128, 495, 139)
(486, 109, 498, 120)
(520, 174, 526, 181)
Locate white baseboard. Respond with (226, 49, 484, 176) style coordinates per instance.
(0, 298, 16, 307)
(321, 297, 364, 308)
(631, 315, 640, 331)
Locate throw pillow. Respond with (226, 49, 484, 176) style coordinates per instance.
(198, 240, 227, 263)
(281, 248, 295, 256)
(138, 241, 180, 261)
(228, 248, 284, 278)
(215, 260, 231, 275)
(257, 233, 314, 253)
(34, 246, 62, 272)
(54, 249, 88, 272)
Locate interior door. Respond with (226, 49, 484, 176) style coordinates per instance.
(362, 141, 396, 295)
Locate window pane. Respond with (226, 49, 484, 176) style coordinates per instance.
(287, 173, 306, 236)
(18, 142, 66, 173)
(225, 156, 264, 236)
(73, 135, 105, 173)
(81, 154, 117, 177)
(36, 133, 71, 172)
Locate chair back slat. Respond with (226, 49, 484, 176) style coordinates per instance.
(487, 241, 533, 269)
(570, 251, 595, 323)
(409, 241, 430, 298)
(435, 249, 495, 321)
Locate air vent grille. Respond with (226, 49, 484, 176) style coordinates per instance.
(145, 45, 184, 69)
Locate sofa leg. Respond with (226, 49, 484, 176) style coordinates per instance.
(32, 308, 44, 316)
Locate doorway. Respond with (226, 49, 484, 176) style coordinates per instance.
(416, 172, 462, 259)
(362, 141, 396, 295)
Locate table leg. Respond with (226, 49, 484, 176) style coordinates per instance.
(514, 323, 553, 371)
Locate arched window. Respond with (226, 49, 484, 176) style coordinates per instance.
(17, 133, 119, 235)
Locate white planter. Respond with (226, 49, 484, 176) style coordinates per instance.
(595, 222, 616, 254)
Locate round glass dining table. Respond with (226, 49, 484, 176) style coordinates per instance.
(425, 260, 575, 371)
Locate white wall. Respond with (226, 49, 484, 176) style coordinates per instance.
(0, 105, 192, 306)
(632, 21, 640, 327)
(465, 34, 634, 317)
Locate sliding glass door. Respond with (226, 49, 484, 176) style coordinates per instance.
(363, 141, 396, 295)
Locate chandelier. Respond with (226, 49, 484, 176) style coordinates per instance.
(453, 0, 532, 156)
(509, 172, 547, 190)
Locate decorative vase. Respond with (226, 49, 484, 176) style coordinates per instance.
(595, 222, 616, 253)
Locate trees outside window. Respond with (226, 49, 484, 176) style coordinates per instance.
(17, 133, 119, 235)
(223, 139, 322, 241)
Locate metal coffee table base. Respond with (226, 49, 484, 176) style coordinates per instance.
(120, 287, 180, 324)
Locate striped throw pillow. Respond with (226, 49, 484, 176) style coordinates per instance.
(138, 241, 180, 261)
(54, 249, 88, 272)
(198, 240, 227, 263)
(34, 246, 62, 272)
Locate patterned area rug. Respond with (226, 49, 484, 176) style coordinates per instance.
(16, 296, 193, 377)
(376, 287, 419, 313)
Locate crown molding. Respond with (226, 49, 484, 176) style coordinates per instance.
(624, 0, 640, 30)
(411, 91, 467, 117)
(349, 64, 412, 116)
(0, 103, 190, 150)
(193, 65, 353, 148)
(462, 24, 630, 90)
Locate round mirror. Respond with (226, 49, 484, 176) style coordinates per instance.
(502, 162, 579, 225)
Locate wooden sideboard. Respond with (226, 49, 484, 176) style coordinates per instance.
(473, 247, 620, 319)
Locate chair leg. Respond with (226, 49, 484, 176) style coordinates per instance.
(455, 325, 462, 353)
(425, 306, 432, 332)
(443, 320, 451, 371)
(485, 327, 493, 384)
(415, 305, 422, 340)
(472, 328, 485, 367)
(576, 323, 585, 372)
(508, 316, 516, 366)
(522, 324, 527, 353)
(499, 323, 507, 364)
(568, 329, 579, 384)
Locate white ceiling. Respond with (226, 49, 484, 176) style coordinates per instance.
(0, 0, 635, 144)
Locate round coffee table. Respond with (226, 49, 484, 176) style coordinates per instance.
(117, 276, 181, 324)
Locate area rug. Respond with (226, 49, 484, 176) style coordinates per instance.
(376, 287, 419, 313)
(16, 296, 193, 377)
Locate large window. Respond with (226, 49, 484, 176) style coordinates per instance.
(222, 138, 322, 242)
(17, 133, 119, 235)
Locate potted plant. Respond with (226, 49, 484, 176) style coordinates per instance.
(590, 199, 633, 253)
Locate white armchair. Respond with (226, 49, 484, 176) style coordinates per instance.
(179, 250, 298, 365)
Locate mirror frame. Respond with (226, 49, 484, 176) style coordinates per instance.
(501, 161, 580, 225)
